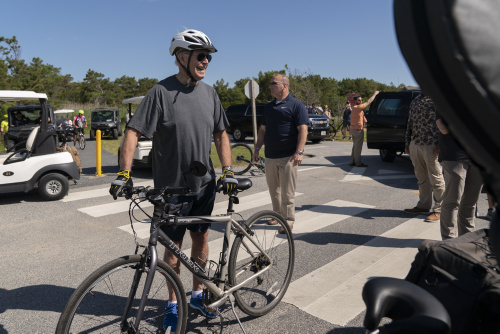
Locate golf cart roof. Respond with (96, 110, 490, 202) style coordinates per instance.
(0, 90, 48, 102)
(54, 109, 75, 114)
(122, 96, 145, 105)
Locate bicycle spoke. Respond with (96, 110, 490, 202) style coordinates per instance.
(228, 211, 294, 316)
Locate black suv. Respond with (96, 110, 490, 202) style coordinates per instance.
(225, 103, 330, 143)
(90, 108, 123, 140)
(366, 90, 421, 162)
(6, 104, 55, 150)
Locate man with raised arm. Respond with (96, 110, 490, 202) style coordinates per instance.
(349, 91, 379, 167)
(109, 29, 234, 332)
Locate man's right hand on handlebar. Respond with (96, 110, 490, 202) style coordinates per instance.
(109, 170, 133, 200)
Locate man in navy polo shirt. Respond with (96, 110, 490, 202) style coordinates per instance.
(253, 73, 308, 233)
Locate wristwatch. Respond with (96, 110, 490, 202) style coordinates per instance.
(296, 150, 304, 155)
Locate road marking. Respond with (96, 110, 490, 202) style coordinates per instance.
(64, 181, 154, 202)
(298, 166, 325, 172)
(182, 199, 373, 269)
(303, 145, 328, 150)
(118, 199, 373, 266)
(341, 167, 415, 182)
(116, 191, 304, 239)
(283, 218, 441, 326)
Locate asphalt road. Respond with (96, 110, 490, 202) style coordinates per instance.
(0, 138, 491, 333)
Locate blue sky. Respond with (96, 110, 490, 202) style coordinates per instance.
(2, 0, 417, 89)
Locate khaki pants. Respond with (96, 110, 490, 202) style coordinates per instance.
(409, 140, 445, 212)
(265, 156, 298, 225)
(350, 128, 364, 166)
(440, 160, 483, 240)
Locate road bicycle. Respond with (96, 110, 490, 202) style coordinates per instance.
(56, 162, 294, 333)
(75, 127, 86, 150)
(230, 143, 265, 175)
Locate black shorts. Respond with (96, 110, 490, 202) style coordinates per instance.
(156, 179, 216, 242)
(343, 119, 351, 128)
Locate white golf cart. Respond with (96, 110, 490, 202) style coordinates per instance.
(117, 96, 152, 168)
(0, 91, 80, 200)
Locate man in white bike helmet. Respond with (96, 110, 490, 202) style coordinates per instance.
(110, 28, 234, 332)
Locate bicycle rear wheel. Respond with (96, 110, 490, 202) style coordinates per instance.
(231, 143, 253, 175)
(56, 255, 187, 334)
(228, 210, 294, 316)
(78, 134, 85, 150)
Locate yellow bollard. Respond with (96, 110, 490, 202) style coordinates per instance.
(96, 130, 102, 176)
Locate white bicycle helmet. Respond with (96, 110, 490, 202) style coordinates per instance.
(169, 29, 217, 56)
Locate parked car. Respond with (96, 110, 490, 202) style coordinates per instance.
(0, 90, 80, 200)
(90, 108, 123, 140)
(366, 89, 421, 162)
(117, 96, 152, 167)
(225, 103, 330, 143)
(6, 104, 55, 151)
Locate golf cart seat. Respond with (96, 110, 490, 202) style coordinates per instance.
(1, 126, 39, 165)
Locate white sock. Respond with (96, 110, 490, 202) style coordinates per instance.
(192, 290, 203, 299)
(167, 301, 177, 306)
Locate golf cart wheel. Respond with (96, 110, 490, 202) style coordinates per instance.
(118, 125, 123, 136)
(38, 173, 69, 201)
(90, 130, 95, 140)
(112, 128, 118, 140)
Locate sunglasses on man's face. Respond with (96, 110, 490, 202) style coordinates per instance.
(270, 81, 279, 86)
(196, 52, 212, 63)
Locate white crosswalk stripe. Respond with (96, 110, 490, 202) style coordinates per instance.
(283, 218, 440, 326)
(67, 179, 435, 328)
(115, 191, 304, 240)
(341, 166, 415, 182)
(64, 181, 154, 202)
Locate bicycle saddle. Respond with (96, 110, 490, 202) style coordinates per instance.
(363, 277, 451, 334)
(216, 178, 252, 193)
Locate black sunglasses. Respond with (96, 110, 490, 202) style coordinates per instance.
(270, 81, 279, 86)
(196, 52, 212, 62)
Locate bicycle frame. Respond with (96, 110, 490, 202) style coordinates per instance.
(126, 202, 274, 329)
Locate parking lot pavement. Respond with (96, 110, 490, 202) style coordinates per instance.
(0, 139, 492, 333)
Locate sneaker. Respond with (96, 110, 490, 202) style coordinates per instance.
(189, 295, 217, 318)
(425, 212, 440, 222)
(356, 163, 368, 167)
(404, 207, 430, 214)
(486, 208, 496, 220)
(163, 303, 178, 332)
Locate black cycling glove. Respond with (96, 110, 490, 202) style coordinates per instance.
(109, 170, 133, 200)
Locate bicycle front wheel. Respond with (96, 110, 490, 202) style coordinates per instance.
(56, 255, 187, 334)
(78, 134, 85, 150)
(228, 210, 294, 316)
(231, 143, 253, 175)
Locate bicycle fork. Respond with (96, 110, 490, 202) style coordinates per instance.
(120, 246, 158, 332)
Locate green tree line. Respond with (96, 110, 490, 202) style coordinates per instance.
(1, 35, 406, 117)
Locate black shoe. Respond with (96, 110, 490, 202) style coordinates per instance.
(356, 163, 368, 167)
(349, 163, 355, 166)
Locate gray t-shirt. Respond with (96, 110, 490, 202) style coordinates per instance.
(127, 75, 228, 193)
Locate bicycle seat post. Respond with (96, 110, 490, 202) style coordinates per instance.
(226, 194, 238, 214)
